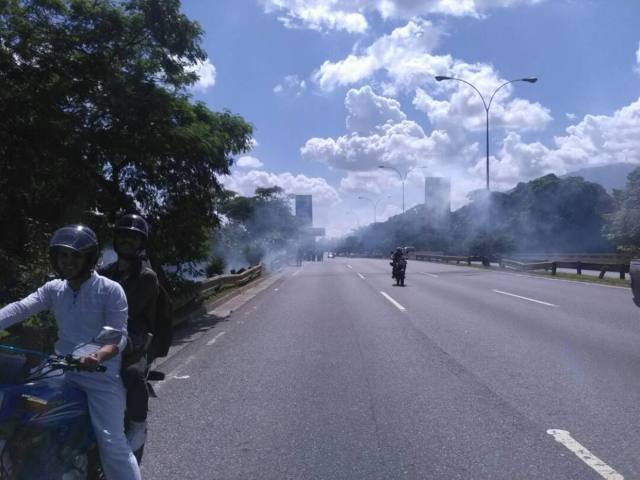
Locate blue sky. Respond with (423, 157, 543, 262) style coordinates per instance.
(181, 0, 640, 236)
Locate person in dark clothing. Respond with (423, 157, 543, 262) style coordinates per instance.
(99, 214, 159, 458)
(390, 246, 408, 283)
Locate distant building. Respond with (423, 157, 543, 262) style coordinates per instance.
(424, 177, 450, 227)
(295, 194, 313, 227)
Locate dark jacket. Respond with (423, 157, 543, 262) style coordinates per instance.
(99, 260, 159, 351)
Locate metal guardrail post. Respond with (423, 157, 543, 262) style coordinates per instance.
(577, 261, 582, 275)
(551, 262, 557, 276)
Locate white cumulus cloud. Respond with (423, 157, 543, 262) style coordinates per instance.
(188, 59, 216, 91)
(313, 19, 443, 92)
(235, 156, 264, 169)
(222, 169, 341, 205)
(274, 74, 307, 97)
(345, 85, 406, 134)
(261, 0, 546, 32)
(485, 97, 640, 190)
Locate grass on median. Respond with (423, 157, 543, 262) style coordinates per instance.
(529, 270, 630, 287)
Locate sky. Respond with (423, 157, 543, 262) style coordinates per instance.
(181, 0, 640, 237)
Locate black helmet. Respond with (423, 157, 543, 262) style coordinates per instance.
(114, 214, 149, 240)
(113, 214, 149, 260)
(49, 225, 100, 277)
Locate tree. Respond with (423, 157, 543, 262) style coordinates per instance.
(607, 167, 640, 251)
(213, 186, 301, 267)
(0, 0, 253, 294)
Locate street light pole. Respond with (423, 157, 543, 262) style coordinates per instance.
(378, 165, 417, 213)
(358, 195, 391, 224)
(434, 75, 537, 191)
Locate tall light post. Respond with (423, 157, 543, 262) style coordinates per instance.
(378, 165, 421, 213)
(434, 75, 537, 191)
(358, 195, 390, 224)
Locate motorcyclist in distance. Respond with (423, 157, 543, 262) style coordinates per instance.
(390, 247, 406, 280)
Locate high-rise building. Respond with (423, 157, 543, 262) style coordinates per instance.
(295, 194, 313, 227)
(424, 177, 450, 226)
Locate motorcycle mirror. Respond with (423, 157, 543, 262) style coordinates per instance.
(93, 326, 124, 347)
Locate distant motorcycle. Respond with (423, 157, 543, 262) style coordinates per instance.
(391, 258, 407, 286)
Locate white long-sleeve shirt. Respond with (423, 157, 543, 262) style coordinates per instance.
(0, 272, 128, 374)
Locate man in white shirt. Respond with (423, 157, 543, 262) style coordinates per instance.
(0, 224, 141, 480)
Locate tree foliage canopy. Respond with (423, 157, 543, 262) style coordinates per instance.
(606, 167, 640, 249)
(213, 186, 300, 268)
(0, 0, 253, 295)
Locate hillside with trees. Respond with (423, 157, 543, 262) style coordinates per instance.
(338, 174, 617, 258)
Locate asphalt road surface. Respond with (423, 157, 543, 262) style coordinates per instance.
(142, 258, 640, 480)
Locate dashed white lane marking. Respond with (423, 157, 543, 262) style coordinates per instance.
(173, 375, 190, 380)
(421, 272, 439, 278)
(380, 291, 406, 312)
(274, 288, 279, 291)
(357, 273, 366, 279)
(493, 289, 557, 307)
(347, 264, 353, 269)
(547, 430, 624, 480)
(206, 331, 226, 346)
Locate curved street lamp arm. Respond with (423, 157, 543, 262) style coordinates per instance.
(487, 79, 524, 112)
(441, 77, 488, 111)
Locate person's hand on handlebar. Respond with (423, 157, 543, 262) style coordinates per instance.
(78, 344, 118, 371)
(79, 353, 102, 371)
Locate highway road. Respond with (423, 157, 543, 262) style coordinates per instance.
(142, 258, 640, 479)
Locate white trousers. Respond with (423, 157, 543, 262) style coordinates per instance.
(66, 371, 142, 480)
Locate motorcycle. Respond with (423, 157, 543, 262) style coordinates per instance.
(0, 328, 163, 479)
(0, 343, 104, 479)
(390, 258, 407, 286)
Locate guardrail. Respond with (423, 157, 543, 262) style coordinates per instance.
(172, 264, 263, 323)
(499, 259, 629, 279)
(410, 252, 484, 265)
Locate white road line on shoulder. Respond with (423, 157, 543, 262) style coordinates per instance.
(493, 289, 557, 307)
(206, 331, 226, 346)
(347, 264, 353, 269)
(421, 272, 439, 278)
(380, 291, 406, 312)
(292, 269, 301, 276)
(547, 430, 624, 480)
(357, 273, 366, 279)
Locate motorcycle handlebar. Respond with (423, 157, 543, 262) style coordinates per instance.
(51, 355, 107, 373)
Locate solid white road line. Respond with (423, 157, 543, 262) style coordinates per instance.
(493, 289, 557, 307)
(206, 331, 226, 346)
(380, 291, 406, 312)
(547, 430, 624, 480)
(358, 273, 366, 279)
(421, 272, 439, 278)
(292, 269, 301, 276)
